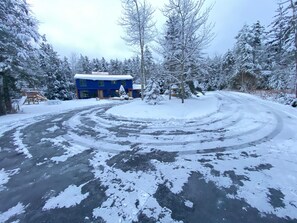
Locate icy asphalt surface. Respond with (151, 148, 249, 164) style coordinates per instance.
(0, 92, 297, 223)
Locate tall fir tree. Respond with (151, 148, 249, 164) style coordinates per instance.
(233, 24, 257, 91)
(267, 1, 297, 91)
(39, 41, 72, 100)
(144, 45, 154, 84)
(0, 0, 40, 115)
(100, 57, 109, 72)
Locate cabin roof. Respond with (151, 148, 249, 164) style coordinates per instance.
(74, 74, 133, 81)
(132, 84, 142, 90)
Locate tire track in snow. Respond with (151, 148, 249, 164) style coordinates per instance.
(62, 92, 284, 155)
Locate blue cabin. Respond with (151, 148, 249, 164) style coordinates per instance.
(74, 73, 134, 99)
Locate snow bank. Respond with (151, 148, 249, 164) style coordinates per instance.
(0, 99, 112, 125)
(106, 93, 220, 120)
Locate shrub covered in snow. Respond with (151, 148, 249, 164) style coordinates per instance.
(119, 85, 129, 100)
(144, 79, 163, 105)
(119, 85, 126, 97)
(251, 90, 296, 107)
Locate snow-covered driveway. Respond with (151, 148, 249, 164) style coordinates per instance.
(0, 91, 297, 223)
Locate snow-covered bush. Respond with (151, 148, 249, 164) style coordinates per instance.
(252, 90, 296, 106)
(119, 85, 129, 100)
(119, 85, 126, 96)
(144, 79, 163, 105)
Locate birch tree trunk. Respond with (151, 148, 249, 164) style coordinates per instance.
(120, 0, 155, 100)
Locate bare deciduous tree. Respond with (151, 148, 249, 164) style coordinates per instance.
(119, 0, 155, 100)
(162, 0, 214, 103)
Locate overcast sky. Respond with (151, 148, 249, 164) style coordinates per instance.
(28, 0, 278, 60)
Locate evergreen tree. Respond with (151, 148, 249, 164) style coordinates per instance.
(144, 78, 163, 105)
(119, 84, 128, 99)
(131, 56, 141, 83)
(61, 57, 75, 98)
(76, 55, 92, 74)
(144, 45, 154, 84)
(222, 49, 236, 88)
(0, 0, 40, 115)
(162, 15, 181, 99)
(100, 57, 109, 72)
(205, 56, 224, 90)
(279, 0, 297, 97)
(91, 58, 102, 72)
(39, 42, 71, 100)
(267, 2, 296, 90)
(250, 21, 265, 65)
(109, 59, 123, 74)
(123, 58, 133, 76)
(233, 24, 256, 91)
(69, 52, 79, 74)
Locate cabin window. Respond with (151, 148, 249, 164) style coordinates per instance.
(111, 80, 117, 85)
(98, 81, 104, 87)
(80, 90, 89, 98)
(121, 80, 126, 86)
(80, 79, 87, 87)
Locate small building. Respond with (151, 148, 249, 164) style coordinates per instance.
(132, 84, 142, 98)
(74, 73, 133, 99)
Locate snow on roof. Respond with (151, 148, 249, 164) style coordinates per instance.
(133, 84, 142, 90)
(91, 72, 109, 75)
(74, 74, 133, 81)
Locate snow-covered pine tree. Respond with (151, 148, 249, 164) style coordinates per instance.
(119, 84, 128, 100)
(233, 24, 256, 91)
(100, 57, 109, 72)
(69, 53, 79, 74)
(144, 78, 163, 105)
(222, 50, 236, 88)
(144, 45, 154, 84)
(250, 21, 265, 65)
(83, 56, 92, 74)
(61, 57, 75, 99)
(266, 1, 296, 91)
(109, 59, 123, 75)
(162, 14, 181, 99)
(91, 58, 102, 72)
(0, 0, 40, 115)
(39, 41, 71, 100)
(131, 56, 141, 83)
(123, 59, 133, 76)
(76, 55, 92, 74)
(204, 56, 224, 90)
(281, 0, 297, 97)
(250, 21, 269, 88)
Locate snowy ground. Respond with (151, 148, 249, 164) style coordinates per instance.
(0, 91, 297, 223)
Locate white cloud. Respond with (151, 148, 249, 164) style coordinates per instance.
(29, 0, 277, 60)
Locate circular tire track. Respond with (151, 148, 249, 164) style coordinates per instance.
(60, 93, 283, 155)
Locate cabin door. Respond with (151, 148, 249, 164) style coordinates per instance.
(98, 90, 103, 99)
